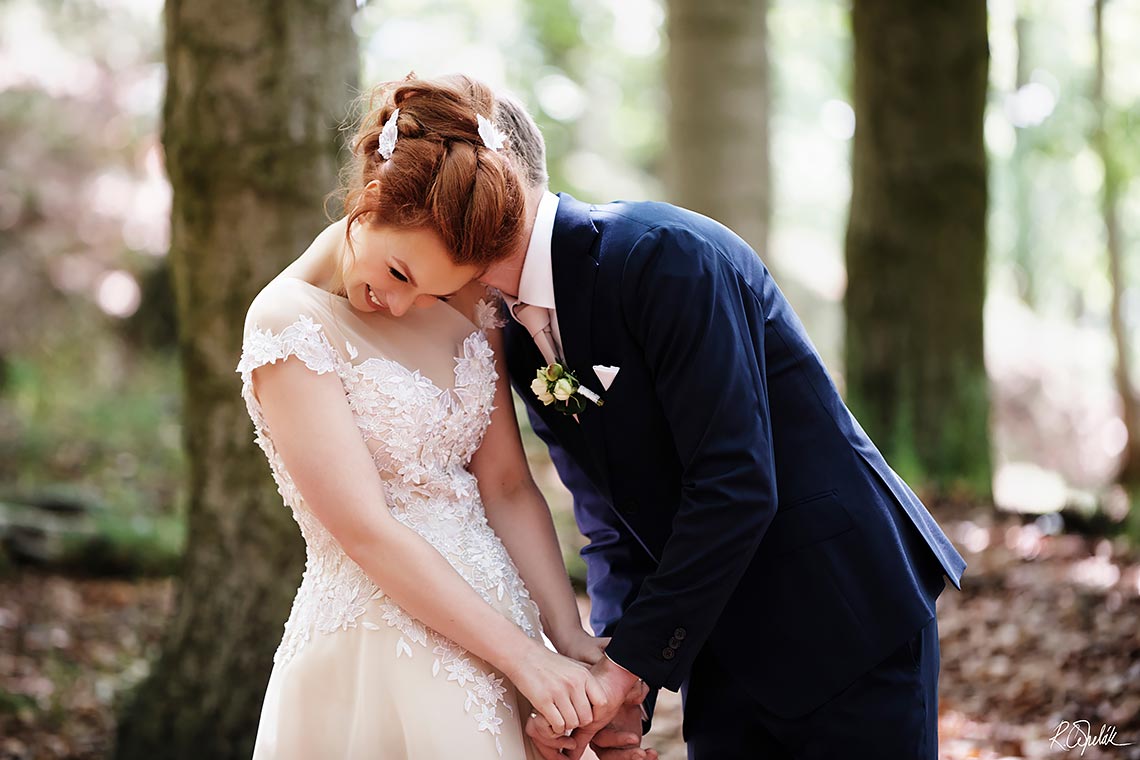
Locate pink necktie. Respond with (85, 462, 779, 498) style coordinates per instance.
(512, 301, 560, 367)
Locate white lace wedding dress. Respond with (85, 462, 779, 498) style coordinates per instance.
(236, 276, 543, 759)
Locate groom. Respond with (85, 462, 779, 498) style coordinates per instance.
(480, 94, 966, 760)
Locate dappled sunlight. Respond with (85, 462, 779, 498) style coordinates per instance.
(985, 293, 1123, 489)
(1069, 553, 1122, 590)
(993, 463, 1068, 514)
(95, 270, 141, 318)
(819, 98, 855, 140)
(3, 0, 1139, 756)
(1005, 79, 1058, 129)
(956, 520, 993, 554)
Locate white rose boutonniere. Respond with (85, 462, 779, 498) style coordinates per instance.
(531, 362, 603, 415)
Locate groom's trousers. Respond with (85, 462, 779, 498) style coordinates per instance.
(681, 614, 941, 760)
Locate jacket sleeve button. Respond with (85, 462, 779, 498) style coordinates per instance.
(669, 637, 681, 648)
(661, 647, 675, 660)
(674, 627, 687, 640)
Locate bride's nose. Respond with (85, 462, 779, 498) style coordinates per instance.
(387, 291, 413, 317)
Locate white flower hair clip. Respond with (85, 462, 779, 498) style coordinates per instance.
(377, 108, 400, 160)
(477, 114, 505, 152)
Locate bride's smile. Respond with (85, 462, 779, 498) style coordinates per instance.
(341, 216, 479, 317)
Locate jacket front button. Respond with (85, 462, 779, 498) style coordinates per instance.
(662, 647, 675, 660)
(674, 627, 687, 640)
(623, 501, 639, 516)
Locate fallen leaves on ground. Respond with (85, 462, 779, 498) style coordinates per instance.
(1, 507, 1138, 759)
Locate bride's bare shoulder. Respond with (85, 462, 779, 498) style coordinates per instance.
(277, 217, 347, 282)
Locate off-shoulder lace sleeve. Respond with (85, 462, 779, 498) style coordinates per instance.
(236, 280, 346, 384)
(234, 286, 349, 512)
(237, 313, 342, 382)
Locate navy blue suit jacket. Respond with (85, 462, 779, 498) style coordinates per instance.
(504, 194, 966, 721)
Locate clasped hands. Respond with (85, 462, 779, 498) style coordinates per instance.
(511, 632, 658, 760)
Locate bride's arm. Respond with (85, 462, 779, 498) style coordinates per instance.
(253, 355, 601, 735)
(471, 326, 601, 663)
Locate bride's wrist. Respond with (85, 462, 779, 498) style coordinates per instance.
(548, 624, 591, 654)
(486, 625, 541, 680)
(498, 635, 548, 682)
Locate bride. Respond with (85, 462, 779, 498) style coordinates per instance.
(236, 75, 626, 758)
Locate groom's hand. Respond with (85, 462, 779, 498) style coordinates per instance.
(566, 655, 644, 760)
(590, 680, 655, 760)
(557, 633, 611, 667)
(525, 712, 575, 760)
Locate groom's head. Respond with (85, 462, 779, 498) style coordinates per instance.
(493, 91, 548, 192)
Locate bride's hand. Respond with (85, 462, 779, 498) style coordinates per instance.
(557, 631, 611, 666)
(507, 642, 608, 736)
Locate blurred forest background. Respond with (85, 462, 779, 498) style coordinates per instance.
(1, 0, 1139, 758)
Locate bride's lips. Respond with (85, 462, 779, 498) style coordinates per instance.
(366, 283, 387, 310)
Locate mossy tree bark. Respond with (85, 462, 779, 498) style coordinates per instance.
(664, 0, 770, 261)
(844, 0, 991, 498)
(112, 1, 357, 757)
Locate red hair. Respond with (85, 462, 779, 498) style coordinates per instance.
(339, 74, 526, 270)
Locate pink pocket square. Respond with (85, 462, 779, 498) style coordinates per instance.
(593, 365, 620, 391)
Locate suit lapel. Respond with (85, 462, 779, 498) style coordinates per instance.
(503, 247, 610, 496)
(550, 193, 599, 382)
(548, 193, 612, 498)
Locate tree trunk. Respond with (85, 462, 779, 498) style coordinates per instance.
(1011, 10, 1037, 307)
(1093, 0, 1140, 487)
(112, 1, 357, 757)
(664, 0, 770, 260)
(844, 0, 991, 497)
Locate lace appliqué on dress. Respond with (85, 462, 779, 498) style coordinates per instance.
(236, 304, 541, 754)
(474, 296, 509, 331)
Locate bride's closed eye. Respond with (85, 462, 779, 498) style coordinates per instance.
(390, 265, 450, 301)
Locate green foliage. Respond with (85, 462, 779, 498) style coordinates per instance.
(1127, 492, 1140, 545)
(522, 0, 584, 62)
(1, 329, 186, 577)
(1, 327, 186, 580)
(847, 357, 992, 500)
(0, 688, 37, 718)
(58, 511, 184, 577)
(0, 542, 14, 580)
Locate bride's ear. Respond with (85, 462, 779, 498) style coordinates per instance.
(355, 179, 383, 213)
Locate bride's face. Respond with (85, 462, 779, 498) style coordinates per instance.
(343, 221, 479, 317)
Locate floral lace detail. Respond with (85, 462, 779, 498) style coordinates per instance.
(236, 299, 541, 753)
(380, 597, 516, 754)
(474, 296, 508, 331)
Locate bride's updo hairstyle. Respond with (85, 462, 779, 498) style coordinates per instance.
(339, 74, 526, 270)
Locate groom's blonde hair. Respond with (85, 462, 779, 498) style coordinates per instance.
(493, 91, 548, 189)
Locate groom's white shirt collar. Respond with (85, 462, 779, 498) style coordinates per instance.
(513, 191, 620, 397)
(516, 190, 561, 310)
